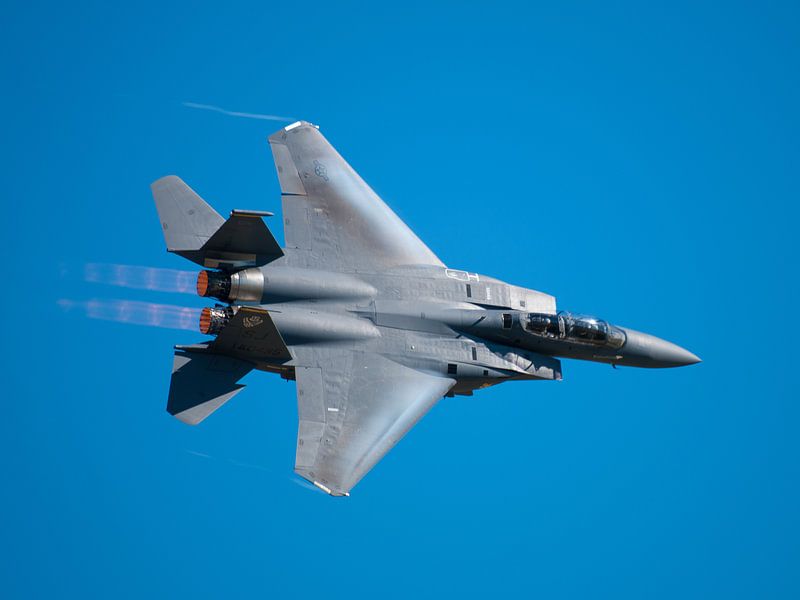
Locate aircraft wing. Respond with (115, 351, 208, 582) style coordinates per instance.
(292, 347, 455, 496)
(268, 121, 445, 270)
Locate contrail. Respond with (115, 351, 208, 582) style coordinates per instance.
(84, 263, 198, 295)
(185, 449, 279, 477)
(182, 101, 297, 122)
(185, 450, 212, 459)
(57, 298, 200, 331)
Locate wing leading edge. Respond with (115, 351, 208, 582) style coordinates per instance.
(292, 348, 456, 496)
(268, 121, 445, 270)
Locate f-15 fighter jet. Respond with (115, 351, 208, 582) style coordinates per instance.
(152, 120, 700, 496)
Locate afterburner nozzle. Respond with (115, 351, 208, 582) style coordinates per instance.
(199, 306, 234, 335)
(197, 268, 264, 302)
(197, 270, 232, 300)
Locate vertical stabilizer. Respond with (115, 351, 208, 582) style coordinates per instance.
(151, 176, 225, 253)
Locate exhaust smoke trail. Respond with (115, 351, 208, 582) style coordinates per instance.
(84, 263, 198, 295)
(182, 101, 297, 122)
(57, 298, 200, 331)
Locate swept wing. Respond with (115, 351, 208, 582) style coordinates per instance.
(292, 347, 455, 496)
(268, 121, 444, 270)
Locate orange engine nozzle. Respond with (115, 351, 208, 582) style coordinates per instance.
(199, 306, 233, 335)
(196, 270, 209, 296)
(196, 270, 231, 300)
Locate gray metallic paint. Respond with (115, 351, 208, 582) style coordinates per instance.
(152, 121, 699, 496)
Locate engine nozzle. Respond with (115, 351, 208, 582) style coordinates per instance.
(197, 270, 232, 300)
(199, 306, 235, 335)
(196, 269, 264, 302)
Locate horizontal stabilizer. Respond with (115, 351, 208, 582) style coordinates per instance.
(167, 350, 253, 425)
(201, 212, 283, 269)
(151, 176, 283, 268)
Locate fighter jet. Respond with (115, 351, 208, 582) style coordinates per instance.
(152, 120, 700, 496)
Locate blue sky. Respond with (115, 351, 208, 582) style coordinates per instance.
(3, 1, 799, 598)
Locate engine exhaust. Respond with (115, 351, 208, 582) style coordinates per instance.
(197, 270, 231, 300)
(199, 306, 235, 335)
(196, 269, 264, 302)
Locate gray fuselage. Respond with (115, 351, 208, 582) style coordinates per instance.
(198, 259, 699, 398)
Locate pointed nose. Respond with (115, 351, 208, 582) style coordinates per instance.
(618, 328, 701, 368)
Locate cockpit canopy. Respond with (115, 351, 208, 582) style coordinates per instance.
(523, 311, 626, 349)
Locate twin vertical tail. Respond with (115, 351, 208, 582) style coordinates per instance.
(151, 175, 290, 425)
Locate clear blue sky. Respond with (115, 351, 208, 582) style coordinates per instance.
(3, 1, 798, 598)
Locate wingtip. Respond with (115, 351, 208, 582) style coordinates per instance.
(268, 120, 320, 143)
(283, 120, 319, 132)
(150, 174, 180, 189)
(313, 480, 350, 497)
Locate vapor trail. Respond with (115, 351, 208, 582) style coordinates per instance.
(182, 101, 296, 122)
(185, 449, 278, 476)
(84, 263, 197, 295)
(57, 298, 200, 331)
(185, 450, 212, 459)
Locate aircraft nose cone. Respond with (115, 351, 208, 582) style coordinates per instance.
(619, 328, 701, 368)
